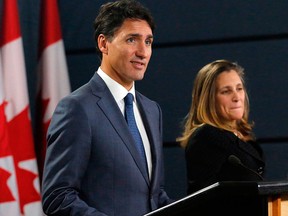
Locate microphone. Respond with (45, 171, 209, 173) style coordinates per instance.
(228, 155, 263, 181)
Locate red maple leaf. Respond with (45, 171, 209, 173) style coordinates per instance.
(7, 106, 41, 214)
(0, 167, 15, 203)
(0, 101, 16, 203)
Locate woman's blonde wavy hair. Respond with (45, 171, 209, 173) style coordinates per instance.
(177, 59, 255, 148)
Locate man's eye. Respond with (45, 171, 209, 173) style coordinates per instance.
(145, 40, 152, 45)
(127, 38, 135, 43)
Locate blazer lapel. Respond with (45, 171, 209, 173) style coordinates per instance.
(237, 138, 265, 164)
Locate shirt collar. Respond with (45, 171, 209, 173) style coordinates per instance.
(97, 67, 136, 103)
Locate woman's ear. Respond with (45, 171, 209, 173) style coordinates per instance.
(98, 34, 108, 55)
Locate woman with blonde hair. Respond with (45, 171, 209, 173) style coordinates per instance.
(177, 59, 265, 194)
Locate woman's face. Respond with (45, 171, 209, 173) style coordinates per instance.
(215, 70, 245, 126)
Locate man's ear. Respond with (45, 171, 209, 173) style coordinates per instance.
(98, 34, 108, 54)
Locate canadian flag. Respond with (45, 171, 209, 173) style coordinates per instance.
(35, 0, 71, 178)
(0, 0, 43, 215)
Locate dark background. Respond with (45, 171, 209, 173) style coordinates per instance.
(1, 0, 288, 200)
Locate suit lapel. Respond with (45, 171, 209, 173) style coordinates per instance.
(89, 74, 150, 185)
(136, 92, 161, 186)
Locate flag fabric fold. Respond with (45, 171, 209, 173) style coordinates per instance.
(0, 0, 43, 215)
(35, 0, 71, 178)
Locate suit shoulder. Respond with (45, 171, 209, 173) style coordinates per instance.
(136, 91, 160, 106)
(136, 91, 153, 102)
(54, 83, 94, 115)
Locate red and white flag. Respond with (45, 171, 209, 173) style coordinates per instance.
(0, 0, 43, 215)
(35, 0, 71, 177)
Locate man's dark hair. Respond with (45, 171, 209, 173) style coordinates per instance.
(93, 0, 155, 59)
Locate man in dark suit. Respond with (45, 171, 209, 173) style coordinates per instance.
(41, 0, 172, 215)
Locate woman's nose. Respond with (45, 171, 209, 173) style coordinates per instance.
(232, 91, 240, 101)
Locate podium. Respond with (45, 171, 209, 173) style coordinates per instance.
(145, 181, 288, 216)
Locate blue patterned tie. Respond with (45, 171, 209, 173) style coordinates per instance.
(124, 93, 147, 170)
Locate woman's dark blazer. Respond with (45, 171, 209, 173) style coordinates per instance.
(185, 124, 265, 194)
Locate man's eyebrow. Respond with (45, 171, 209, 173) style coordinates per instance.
(147, 35, 154, 39)
(127, 33, 153, 39)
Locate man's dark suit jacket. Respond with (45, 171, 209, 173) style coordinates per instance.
(41, 73, 171, 216)
(185, 124, 265, 195)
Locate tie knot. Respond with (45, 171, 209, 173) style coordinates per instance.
(124, 93, 134, 106)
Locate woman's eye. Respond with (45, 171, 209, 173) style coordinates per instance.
(221, 90, 229, 94)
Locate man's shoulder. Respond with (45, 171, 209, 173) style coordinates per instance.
(136, 91, 156, 104)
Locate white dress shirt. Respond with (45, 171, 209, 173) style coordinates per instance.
(97, 68, 152, 179)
